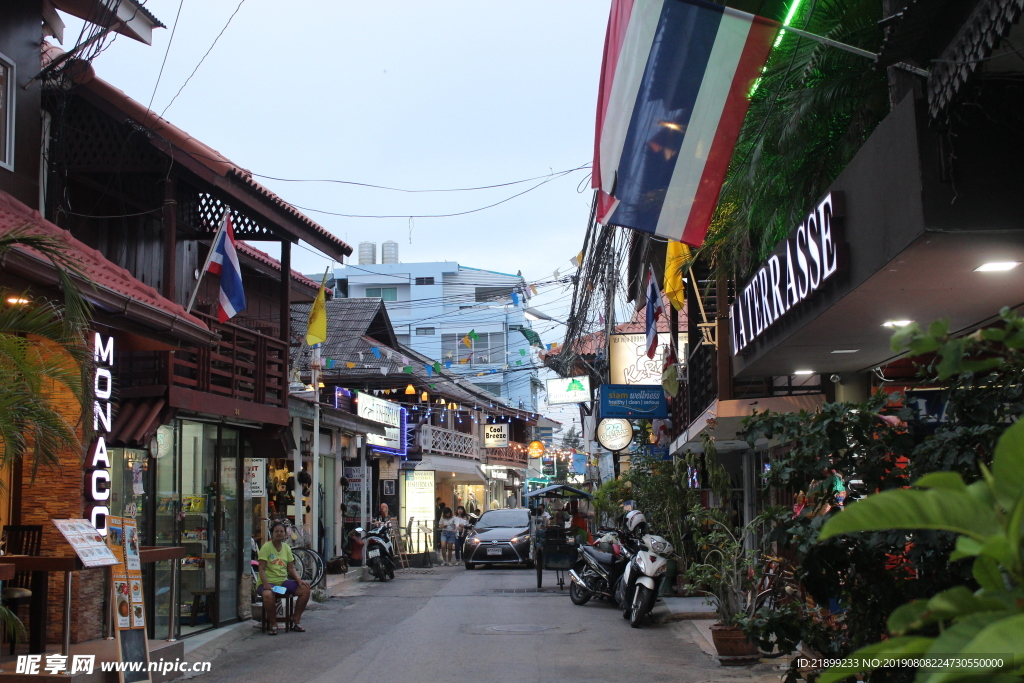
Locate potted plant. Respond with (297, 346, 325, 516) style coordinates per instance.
(684, 505, 773, 663)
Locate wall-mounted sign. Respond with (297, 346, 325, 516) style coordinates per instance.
(405, 470, 435, 552)
(484, 423, 510, 448)
(87, 333, 115, 536)
(379, 457, 398, 479)
(246, 458, 266, 497)
(596, 419, 633, 452)
(546, 376, 592, 404)
(527, 440, 545, 458)
(597, 384, 669, 419)
(357, 392, 407, 456)
(610, 333, 680, 385)
(490, 467, 508, 480)
(731, 192, 846, 356)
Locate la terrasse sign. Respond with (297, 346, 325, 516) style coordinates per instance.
(731, 192, 846, 356)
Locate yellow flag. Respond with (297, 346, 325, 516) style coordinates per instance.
(665, 241, 690, 311)
(306, 271, 329, 346)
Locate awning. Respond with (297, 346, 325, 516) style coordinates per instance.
(109, 397, 170, 447)
(670, 394, 826, 454)
(416, 455, 486, 483)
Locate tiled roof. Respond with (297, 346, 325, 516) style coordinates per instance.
(40, 43, 353, 261)
(927, 0, 1024, 117)
(236, 241, 321, 292)
(0, 190, 213, 345)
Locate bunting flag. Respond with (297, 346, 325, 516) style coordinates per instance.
(426, 364, 433, 377)
(519, 349, 526, 357)
(516, 360, 522, 366)
(401, 355, 409, 365)
(594, 0, 778, 246)
(325, 359, 335, 369)
(511, 292, 519, 306)
(468, 330, 480, 342)
(665, 240, 690, 310)
(444, 360, 452, 369)
(380, 367, 387, 375)
(520, 328, 542, 348)
(570, 250, 583, 268)
(371, 347, 381, 359)
(305, 269, 328, 345)
(646, 266, 665, 359)
(208, 213, 246, 324)
(347, 362, 356, 369)
(462, 335, 472, 348)
(433, 362, 442, 373)
(530, 285, 539, 296)
(403, 366, 413, 373)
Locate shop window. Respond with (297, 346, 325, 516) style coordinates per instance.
(0, 53, 14, 172)
(365, 287, 397, 301)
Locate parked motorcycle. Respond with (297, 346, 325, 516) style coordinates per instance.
(360, 523, 396, 581)
(568, 528, 633, 607)
(614, 511, 672, 628)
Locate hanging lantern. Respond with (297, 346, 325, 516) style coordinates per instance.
(405, 384, 415, 395)
(421, 391, 429, 402)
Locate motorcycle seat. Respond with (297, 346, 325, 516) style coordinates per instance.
(582, 545, 616, 566)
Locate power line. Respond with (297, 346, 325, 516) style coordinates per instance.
(144, 0, 184, 122)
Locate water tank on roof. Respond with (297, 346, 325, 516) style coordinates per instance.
(381, 240, 399, 264)
(358, 242, 376, 265)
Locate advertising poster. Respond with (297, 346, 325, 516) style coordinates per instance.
(404, 471, 434, 552)
(52, 519, 119, 567)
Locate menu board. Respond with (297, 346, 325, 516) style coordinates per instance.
(107, 516, 151, 683)
(52, 519, 119, 567)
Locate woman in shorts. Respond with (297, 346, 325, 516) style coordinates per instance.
(438, 507, 457, 566)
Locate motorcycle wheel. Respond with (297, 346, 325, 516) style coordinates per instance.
(630, 585, 655, 628)
(569, 579, 591, 606)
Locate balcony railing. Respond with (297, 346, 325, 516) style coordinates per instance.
(420, 425, 479, 459)
(483, 442, 527, 468)
(114, 313, 287, 408)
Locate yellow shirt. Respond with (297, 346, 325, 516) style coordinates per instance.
(258, 541, 293, 585)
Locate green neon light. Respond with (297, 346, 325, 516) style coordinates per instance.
(750, 0, 807, 96)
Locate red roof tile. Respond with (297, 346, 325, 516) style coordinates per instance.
(236, 241, 322, 292)
(0, 190, 213, 345)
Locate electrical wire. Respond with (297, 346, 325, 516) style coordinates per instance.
(144, 0, 184, 123)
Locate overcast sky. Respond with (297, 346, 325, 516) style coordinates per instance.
(61, 1, 611, 432)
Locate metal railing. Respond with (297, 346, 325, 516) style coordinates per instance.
(419, 425, 479, 459)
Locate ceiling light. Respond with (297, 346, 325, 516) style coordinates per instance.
(5, 297, 29, 305)
(974, 261, 1020, 272)
(794, 370, 815, 375)
(882, 320, 913, 328)
(831, 349, 859, 354)
(405, 384, 415, 395)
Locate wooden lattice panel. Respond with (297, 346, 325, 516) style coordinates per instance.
(177, 180, 279, 240)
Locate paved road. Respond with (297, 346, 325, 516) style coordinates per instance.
(179, 565, 779, 683)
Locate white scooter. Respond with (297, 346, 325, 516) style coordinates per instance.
(614, 511, 672, 628)
(360, 522, 396, 581)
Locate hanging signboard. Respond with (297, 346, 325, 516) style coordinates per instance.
(527, 440, 545, 458)
(597, 384, 669, 419)
(356, 392, 407, 456)
(484, 423, 510, 448)
(610, 333, 674, 385)
(596, 419, 634, 452)
(545, 376, 592, 404)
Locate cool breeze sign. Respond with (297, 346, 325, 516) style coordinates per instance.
(484, 423, 509, 448)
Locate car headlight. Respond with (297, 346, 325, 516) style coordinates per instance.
(510, 535, 529, 545)
(466, 537, 481, 545)
(650, 540, 671, 554)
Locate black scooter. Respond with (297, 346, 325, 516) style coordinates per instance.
(568, 529, 634, 606)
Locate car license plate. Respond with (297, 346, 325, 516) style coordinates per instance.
(367, 549, 380, 559)
(486, 547, 503, 555)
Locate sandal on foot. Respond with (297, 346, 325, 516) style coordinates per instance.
(291, 624, 306, 633)
(267, 627, 278, 636)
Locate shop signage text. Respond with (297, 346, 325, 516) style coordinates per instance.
(731, 192, 846, 355)
(527, 440, 545, 458)
(596, 419, 633, 452)
(610, 333, 676, 385)
(484, 423, 510, 448)
(357, 392, 407, 456)
(87, 333, 115, 535)
(597, 384, 668, 419)
(545, 375, 592, 404)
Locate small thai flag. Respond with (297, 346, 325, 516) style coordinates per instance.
(645, 266, 664, 359)
(208, 213, 246, 323)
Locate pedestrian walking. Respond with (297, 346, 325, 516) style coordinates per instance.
(453, 505, 470, 563)
(438, 507, 457, 566)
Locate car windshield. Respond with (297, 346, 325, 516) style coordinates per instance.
(475, 510, 530, 529)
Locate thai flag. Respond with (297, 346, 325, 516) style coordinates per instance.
(645, 266, 664, 359)
(594, 0, 778, 246)
(208, 213, 246, 323)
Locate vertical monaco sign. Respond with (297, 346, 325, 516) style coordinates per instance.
(87, 333, 115, 535)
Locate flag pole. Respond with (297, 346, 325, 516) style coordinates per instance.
(185, 212, 229, 314)
(309, 267, 329, 555)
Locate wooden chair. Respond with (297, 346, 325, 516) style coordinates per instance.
(1, 525, 43, 655)
(259, 592, 295, 634)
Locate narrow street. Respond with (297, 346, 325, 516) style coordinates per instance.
(179, 567, 780, 683)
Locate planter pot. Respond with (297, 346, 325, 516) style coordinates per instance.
(710, 624, 759, 664)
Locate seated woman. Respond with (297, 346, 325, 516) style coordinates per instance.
(257, 521, 311, 635)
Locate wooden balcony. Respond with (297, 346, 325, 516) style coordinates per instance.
(419, 425, 479, 459)
(484, 442, 528, 469)
(115, 312, 288, 409)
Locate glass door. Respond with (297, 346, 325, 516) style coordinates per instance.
(216, 427, 240, 625)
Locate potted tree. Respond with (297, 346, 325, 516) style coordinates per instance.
(684, 505, 772, 663)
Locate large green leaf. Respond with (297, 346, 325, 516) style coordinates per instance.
(888, 600, 931, 635)
(924, 586, 1006, 621)
(819, 489, 1002, 542)
(914, 471, 968, 491)
(991, 419, 1024, 507)
(818, 637, 934, 683)
(924, 613, 1024, 683)
(973, 556, 1006, 592)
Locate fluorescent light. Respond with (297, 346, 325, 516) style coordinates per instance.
(882, 320, 913, 328)
(5, 297, 29, 305)
(975, 261, 1020, 272)
(794, 370, 815, 375)
(831, 349, 859, 354)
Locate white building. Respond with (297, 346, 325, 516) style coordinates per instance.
(333, 242, 541, 411)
